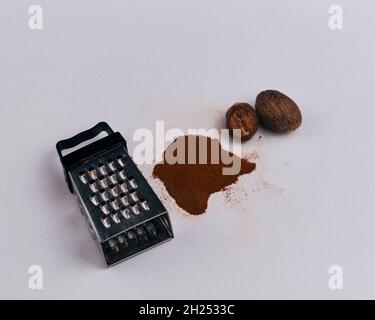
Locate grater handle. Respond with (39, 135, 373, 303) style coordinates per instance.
(56, 122, 114, 159)
(56, 122, 119, 193)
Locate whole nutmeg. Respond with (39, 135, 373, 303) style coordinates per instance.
(255, 90, 302, 133)
(226, 102, 258, 141)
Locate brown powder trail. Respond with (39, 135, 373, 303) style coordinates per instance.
(153, 135, 256, 215)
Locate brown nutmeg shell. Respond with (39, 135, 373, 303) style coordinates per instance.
(255, 90, 302, 133)
(226, 102, 258, 141)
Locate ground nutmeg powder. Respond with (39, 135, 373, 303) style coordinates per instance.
(153, 135, 256, 215)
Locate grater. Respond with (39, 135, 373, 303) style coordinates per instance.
(56, 122, 174, 267)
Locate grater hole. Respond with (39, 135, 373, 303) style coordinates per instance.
(88, 167, 98, 180)
(101, 217, 111, 228)
(116, 155, 126, 167)
(127, 230, 137, 244)
(118, 234, 128, 247)
(120, 208, 131, 219)
(119, 181, 128, 194)
(99, 176, 110, 189)
(99, 190, 110, 202)
(97, 163, 107, 176)
(140, 200, 150, 211)
(90, 194, 100, 206)
(136, 226, 147, 241)
(111, 199, 120, 211)
(119, 195, 129, 207)
(110, 186, 119, 197)
(89, 181, 99, 193)
(117, 168, 127, 181)
(128, 177, 138, 189)
(107, 159, 116, 172)
(111, 213, 121, 224)
(129, 191, 139, 202)
(108, 172, 117, 185)
(131, 203, 140, 215)
(145, 222, 157, 238)
(79, 171, 88, 184)
(108, 239, 119, 251)
(100, 203, 111, 215)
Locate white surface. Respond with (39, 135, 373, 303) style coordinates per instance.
(1, 0, 375, 299)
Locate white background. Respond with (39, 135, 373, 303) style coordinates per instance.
(1, 0, 374, 299)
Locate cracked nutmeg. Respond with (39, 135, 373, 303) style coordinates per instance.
(226, 102, 258, 141)
(255, 90, 302, 133)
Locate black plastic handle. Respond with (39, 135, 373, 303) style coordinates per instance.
(56, 122, 114, 161)
(56, 122, 127, 193)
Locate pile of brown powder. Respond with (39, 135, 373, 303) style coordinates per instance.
(153, 135, 256, 215)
